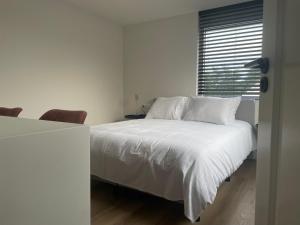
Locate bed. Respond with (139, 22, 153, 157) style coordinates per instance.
(90, 99, 257, 222)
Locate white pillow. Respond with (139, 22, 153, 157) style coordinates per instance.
(183, 96, 241, 125)
(146, 96, 188, 120)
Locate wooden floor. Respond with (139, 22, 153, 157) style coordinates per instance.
(91, 160, 256, 225)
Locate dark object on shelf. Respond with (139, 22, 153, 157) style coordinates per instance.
(125, 114, 146, 120)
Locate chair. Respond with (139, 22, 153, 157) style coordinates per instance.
(39, 109, 87, 124)
(0, 107, 23, 117)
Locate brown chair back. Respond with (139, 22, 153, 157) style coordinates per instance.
(0, 107, 23, 117)
(39, 109, 87, 124)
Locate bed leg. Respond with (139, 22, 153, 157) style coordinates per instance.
(112, 184, 120, 197)
(196, 217, 201, 222)
(225, 177, 231, 182)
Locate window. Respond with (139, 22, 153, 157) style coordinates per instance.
(198, 1, 263, 98)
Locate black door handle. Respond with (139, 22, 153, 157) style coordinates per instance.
(244, 57, 269, 74)
(260, 77, 269, 93)
(244, 57, 270, 93)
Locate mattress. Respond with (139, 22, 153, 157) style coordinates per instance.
(90, 119, 256, 222)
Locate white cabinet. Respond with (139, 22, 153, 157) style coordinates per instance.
(0, 116, 90, 225)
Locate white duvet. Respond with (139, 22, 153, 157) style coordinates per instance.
(90, 119, 256, 222)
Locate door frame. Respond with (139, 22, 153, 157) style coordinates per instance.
(255, 0, 285, 224)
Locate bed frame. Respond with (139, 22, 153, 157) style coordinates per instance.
(92, 99, 259, 223)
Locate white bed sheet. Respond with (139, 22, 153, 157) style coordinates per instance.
(90, 119, 256, 222)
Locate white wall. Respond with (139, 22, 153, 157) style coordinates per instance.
(0, 0, 123, 124)
(124, 13, 198, 114)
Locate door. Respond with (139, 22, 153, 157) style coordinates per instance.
(256, 1, 300, 225)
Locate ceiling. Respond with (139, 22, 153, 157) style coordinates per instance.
(64, 0, 250, 25)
